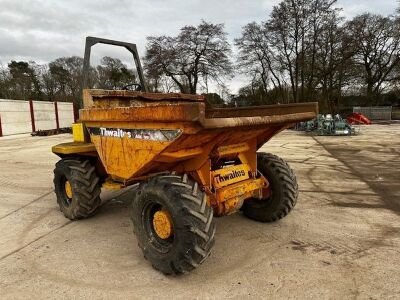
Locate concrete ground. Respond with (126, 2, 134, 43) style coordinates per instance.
(0, 125, 399, 299)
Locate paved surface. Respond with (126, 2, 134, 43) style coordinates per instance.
(0, 125, 399, 299)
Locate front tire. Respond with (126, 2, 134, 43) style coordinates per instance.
(242, 153, 298, 222)
(53, 157, 101, 220)
(131, 173, 216, 275)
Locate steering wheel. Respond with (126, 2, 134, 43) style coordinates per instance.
(122, 83, 142, 91)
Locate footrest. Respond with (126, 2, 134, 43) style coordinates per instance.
(52, 142, 96, 155)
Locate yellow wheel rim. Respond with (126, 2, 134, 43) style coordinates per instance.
(65, 180, 73, 199)
(152, 210, 173, 239)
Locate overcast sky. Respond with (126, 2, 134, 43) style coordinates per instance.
(0, 0, 398, 93)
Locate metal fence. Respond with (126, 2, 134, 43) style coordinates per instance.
(353, 106, 392, 120)
(0, 99, 75, 136)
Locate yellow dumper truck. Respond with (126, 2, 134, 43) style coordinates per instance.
(52, 37, 318, 275)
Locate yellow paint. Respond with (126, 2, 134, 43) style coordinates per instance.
(65, 181, 73, 199)
(152, 210, 173, 239)
(216, 197, 243, 216)
(238, 139, 257, 173)
(216, 177, 266, 202)
(72, 123, 86, 142)
(211, 164, 250, 188)
(217, 178, 266, 202)
(157, 147, 204, 162)
(53, 132, 268, 217)
(52, 142, 96, 155)
(90, 135, 171, 180)
(214, 177, 267, 216)
(215, 143, 250, 157)
(102, 178, 123, 190)
(51, 88, 317, 217)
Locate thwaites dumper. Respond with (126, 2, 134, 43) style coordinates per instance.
(52, 37, 318, 275)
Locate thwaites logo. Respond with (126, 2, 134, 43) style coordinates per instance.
(88, 127, 181, 142)
(100, 128, 132, 138)
(215, 169, 246, 184)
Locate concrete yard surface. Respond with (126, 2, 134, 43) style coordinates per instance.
(0, 125, 399, 299)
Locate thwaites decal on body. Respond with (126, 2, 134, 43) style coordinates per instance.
(88, 127, 182, 142)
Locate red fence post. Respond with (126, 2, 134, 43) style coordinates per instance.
(72, 102, 78, 123)
(29, 100, 36, 133)
(54, 101, 60, 130)
(0, 114, 3, 137)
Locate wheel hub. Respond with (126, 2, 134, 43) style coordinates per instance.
(65, 180, 73, 199)
(152, 210, 173, 239)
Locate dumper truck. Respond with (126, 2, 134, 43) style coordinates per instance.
(52, 37, 318, 275)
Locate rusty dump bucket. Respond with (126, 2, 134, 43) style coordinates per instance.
(51, 37, 321, 275)
(72, 89, 318, 183)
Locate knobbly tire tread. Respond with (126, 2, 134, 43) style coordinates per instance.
(242, 153, 298, 222)
(54, 157, 101, 220)
(130, 173, 216, 275)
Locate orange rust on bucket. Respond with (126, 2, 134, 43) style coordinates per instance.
(53, 89, 317, 216)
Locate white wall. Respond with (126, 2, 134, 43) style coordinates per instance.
(0, 99, 31, 135)
(0, 99, 74, 136)
(33, 101, 57, 131)
(57, 102, 75, 128)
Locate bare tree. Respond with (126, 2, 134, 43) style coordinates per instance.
(1, 3, 400, 110)
(237, 0, 339, 104)
(96, 56, 135, 90)
(267, 0, 338, 102)
(345, 13, 400, 104)
(235, 22, 288, 103)
(0, 62, 12, 99)
(5, 61, 40, 100)
(312, 12, 356, 111)
(145, 21, 232, 94)
(49, 56, 84, 103)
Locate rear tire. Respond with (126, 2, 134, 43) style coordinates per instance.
(53, 157, 101, 220)
(130, 173, 216, 275)
(242, 153, 298, 222)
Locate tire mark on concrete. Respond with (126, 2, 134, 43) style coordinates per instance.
(0, 176, 49, 191)
(290, 239, 366, 256)
(0, 220, 72, 262)
(15, 210, 143, 291)
(0, 190, 54, 220)
(312, 137, 400, 215)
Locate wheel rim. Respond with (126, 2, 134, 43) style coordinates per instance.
(65, 180, 73, 199)
(61, 178, 73, 207)
(152, 210, 173, 240)
(143, 201, 174, 253)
